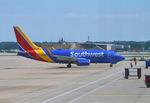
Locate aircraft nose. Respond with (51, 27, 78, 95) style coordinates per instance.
(119, 55, 125, 61)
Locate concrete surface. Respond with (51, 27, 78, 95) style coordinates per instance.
(0, 56, 150, 103)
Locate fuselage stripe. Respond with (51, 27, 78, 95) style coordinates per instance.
(17, 43, 34, 59)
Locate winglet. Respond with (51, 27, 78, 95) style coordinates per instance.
(44, 46, 54, 56)
(51, 47, 55, 50)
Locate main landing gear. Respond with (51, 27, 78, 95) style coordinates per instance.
(67, 63, 71, 68)
(110, 63, 113, 67)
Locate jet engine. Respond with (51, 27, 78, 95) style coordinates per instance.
(77, 59, 90, 66)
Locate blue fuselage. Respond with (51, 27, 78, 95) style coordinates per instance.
(18, 48, 125, 64)
(49, 49, 125, 64)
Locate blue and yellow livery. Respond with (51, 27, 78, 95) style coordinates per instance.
(13, 26, 125, 68)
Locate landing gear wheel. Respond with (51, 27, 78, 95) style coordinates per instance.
(67, 63, 71, 68)
(138, 76, 141, 79)
(110, 64, 113, 67)
(147, 85, 150, 88)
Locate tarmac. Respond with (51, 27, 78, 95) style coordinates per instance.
(0, 55, 150, 103)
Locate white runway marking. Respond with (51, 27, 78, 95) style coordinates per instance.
(68, 76, 122, 103)
(15, 82, 76, 103)
(0, 80, 25, 82)
(41, 70, 123, 103)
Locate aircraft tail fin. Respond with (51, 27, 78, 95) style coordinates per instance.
(13, 26, 39, 51)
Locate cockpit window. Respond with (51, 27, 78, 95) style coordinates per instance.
(114, 53, 120, 56)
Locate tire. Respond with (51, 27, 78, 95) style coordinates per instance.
(67, 64, 71, 68)
(147, 85, 150, 88)
(125, 76, 128, 79)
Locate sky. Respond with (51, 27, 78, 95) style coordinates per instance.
(0, 0, 150, 42)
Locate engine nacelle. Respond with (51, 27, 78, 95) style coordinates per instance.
(77, 59, 90, 66)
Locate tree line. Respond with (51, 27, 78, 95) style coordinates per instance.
(95, 41, 150, 50)
(0, 41, 150, 50)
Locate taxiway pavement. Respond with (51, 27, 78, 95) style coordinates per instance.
(0, 56, 149, 103)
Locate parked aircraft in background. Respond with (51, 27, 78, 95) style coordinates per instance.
(13, 26, 125, 68)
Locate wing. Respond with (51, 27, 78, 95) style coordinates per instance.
(44, 46, 79, 63)
(54, 55, 78, 62)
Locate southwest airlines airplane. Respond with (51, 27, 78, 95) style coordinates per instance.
(13, 26, 125, 68)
